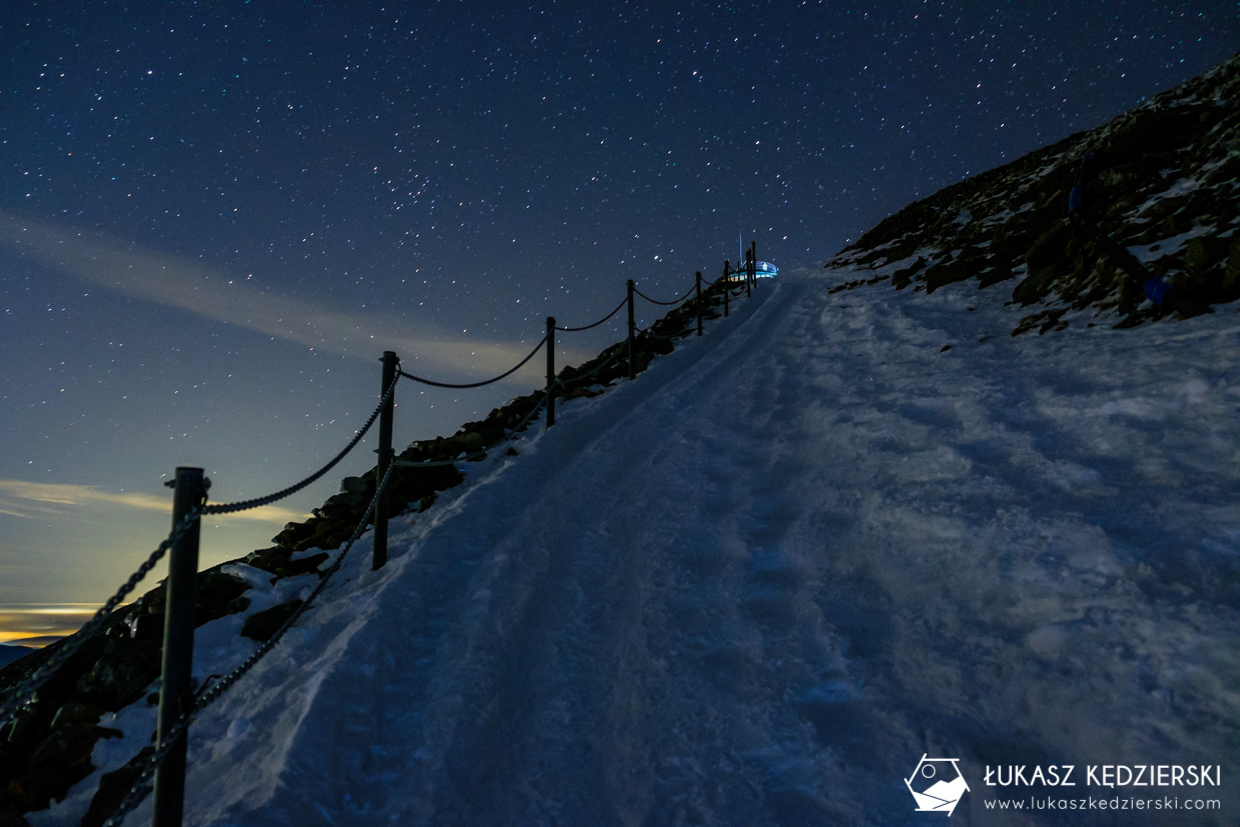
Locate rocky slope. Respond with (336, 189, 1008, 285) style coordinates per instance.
(826, 50, 1240, 335)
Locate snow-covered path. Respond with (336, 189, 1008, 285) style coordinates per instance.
(43, 269, 1240, 826)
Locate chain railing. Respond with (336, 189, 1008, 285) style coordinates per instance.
(554, 295, 629, 332)
(203, 373, 399, 517)
(5, 250, 766, 827)
(0, 512, 198, 726)
(633, 282, 696, 306)
(0, 373, 402, 731)
(101, 457, 402, 827)
(397, 336, 547, 389)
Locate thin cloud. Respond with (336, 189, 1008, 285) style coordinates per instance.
(0, 480, 304, 525)
(0, 213, 588, 376)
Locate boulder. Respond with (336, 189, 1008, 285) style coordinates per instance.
(241, 600, 305, 643)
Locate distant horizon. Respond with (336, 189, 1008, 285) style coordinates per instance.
(0, 604, 105, 648)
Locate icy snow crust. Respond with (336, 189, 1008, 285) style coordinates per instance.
(38, 271, 1240, 825)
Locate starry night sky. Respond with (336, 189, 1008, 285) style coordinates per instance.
(0, 1, 1235, 634)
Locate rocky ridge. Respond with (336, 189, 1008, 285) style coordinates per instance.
(826, 50, 1240, 335)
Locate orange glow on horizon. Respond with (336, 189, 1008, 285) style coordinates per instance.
(0, 604, 102, 647)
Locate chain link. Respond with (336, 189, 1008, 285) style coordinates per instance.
(398, 336, 546, 389)
(554, 295, 628, 332)
(203, 370, 399, 515)
(0, 508, 203, 727)
(633, 283, 696, 306)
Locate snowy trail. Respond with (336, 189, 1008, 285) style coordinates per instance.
(43, 270, 1240, 826)
(282, 278, 842, 826)
(179, 278, 848, 826)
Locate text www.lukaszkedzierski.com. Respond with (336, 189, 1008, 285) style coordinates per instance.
(984, 796, 1220, 812)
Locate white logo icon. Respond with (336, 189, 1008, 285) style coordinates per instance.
(905, 754, 969, 816)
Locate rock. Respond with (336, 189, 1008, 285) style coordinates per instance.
(241, 600, 305, 643)
(1225, 239, 1240, 293)
(48, 702, 101, 732)
(11, 711, 102, 810)
(272, 519, 318, 549)
(3, 703, 40, 749)
(81, 745, 154, 827)
(389, 462, 463, 514)
(1024, 223, 1073, 272)
(341, 475, 370, 497)
(75, 639, 160, 708)
(1185, 235, 1230, 276)
(889, 256, 925, 290)
(244, 547, 329, 581)
(0, 802, 32, 826)
(1012, 261, 1059, 307)
(126, 567, 251, 635)
(923, 258, 974, 294)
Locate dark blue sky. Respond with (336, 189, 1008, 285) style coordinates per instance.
(0, 1, 1235, 620)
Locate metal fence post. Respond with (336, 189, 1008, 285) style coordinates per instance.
(722, 261, 730, 317)
(152, 466, 205, 827)
(372, 351, 397, 570)
(746, 247, 753, 298)
(626, 279, 636, 380)
(695, 271, 703, 336)
(545, 316, 556, 427)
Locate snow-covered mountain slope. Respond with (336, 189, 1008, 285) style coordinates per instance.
(828, 51, 1240, 334)
(34, 263, 1240, 825)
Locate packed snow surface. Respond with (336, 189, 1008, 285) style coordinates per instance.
(38, 269, 1240, 825)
